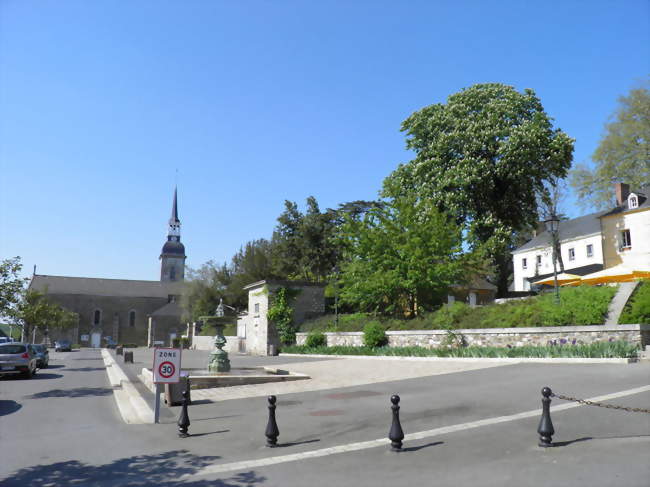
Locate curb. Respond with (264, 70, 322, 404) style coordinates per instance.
(101, 349, 154, 424)
(278, 353, 635, 364)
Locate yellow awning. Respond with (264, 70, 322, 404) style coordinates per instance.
(574, 264, 650, 285)
(533, 273, 582, 286)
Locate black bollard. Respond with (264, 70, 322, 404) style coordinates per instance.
(177, 384, 191, 438)
(265, 395, 279, 447)
(124, 351, 133, 363)
(116, 346, 123, 356)
(388, 395, 405, 451)
(537, 386, 554, 447)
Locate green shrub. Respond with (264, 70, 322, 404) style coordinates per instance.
(199, 323, 237, 336)
(281, 340, 639, 359)
(71, 343, 81, 349)
(268, 288, 296, 345)
(619, 280, 650, 324)
(305, 331, 327, 348)
(363, 321, 387, 347)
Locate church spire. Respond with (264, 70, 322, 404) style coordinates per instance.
(160, 186, 186, 282)
(170, 186, 179, 226)
(167, 186, 181, 241)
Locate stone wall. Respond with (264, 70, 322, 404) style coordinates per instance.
(42, 293, 172, 346)
(191, 335, 240, 353)
(296, 324, 650, 349)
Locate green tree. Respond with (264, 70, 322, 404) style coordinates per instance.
(0, 257, 27, 320)
(16, 290, 78, 341)
(383, 83, 574, 296)
(571, 80, 650, 209)
(271, 197, 340, 282)
(338, 197, 475, 316)
(180, 261, 228, 322)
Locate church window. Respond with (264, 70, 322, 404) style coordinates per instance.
(628, 194, 638, 209)
(93, 309, 101, 326)
(170, 266, 176, 280)
(129, 310, 136, 327)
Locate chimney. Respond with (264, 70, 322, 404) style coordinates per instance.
(533, 221, 547, 237)
(614, 182, 630, 206)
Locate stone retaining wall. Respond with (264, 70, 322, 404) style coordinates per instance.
(296, 324, 650, 349)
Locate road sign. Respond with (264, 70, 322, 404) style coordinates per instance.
(153, 347, 181, 384)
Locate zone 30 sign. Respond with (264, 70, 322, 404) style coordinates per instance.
(152, 348, 182, 384)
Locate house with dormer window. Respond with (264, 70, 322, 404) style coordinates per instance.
(599, 183, 650, 270)
(511, 182, 650, 292)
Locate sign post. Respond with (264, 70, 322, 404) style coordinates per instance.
(152, 347, 182, 423)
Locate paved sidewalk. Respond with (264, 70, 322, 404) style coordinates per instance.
(113, 348, 509, 403)
(190, 357, 509, 402)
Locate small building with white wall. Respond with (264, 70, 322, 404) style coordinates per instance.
(237, 280, 326, 355)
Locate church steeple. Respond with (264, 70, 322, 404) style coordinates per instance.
(160, 186, 186, 282)
(168, 186, 181, 241)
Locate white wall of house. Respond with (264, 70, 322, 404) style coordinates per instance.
(512, 234, 603, 291)
(601, 208, 650, 269)
(244, 286, 269, 356)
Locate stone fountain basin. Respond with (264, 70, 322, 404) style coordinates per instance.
(140, 366, 310, 391)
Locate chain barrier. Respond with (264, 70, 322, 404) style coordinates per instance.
(550, 392, 650, 414)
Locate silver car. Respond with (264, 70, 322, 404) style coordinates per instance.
(0, 343, 38, 379)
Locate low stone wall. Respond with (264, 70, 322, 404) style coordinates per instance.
(296, 324, 650, 349)
(192, 335, 240, 353)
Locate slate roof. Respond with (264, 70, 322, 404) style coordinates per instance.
(599, 186, 649, 218)
(29, 275, 183, 298)
(513, 210, 608, 254)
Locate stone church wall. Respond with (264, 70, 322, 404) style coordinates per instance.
(43, 293, 171, 346)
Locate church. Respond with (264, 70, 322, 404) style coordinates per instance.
(28, 188, 187, 347)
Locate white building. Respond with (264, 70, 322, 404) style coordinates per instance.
(512, 211, 606, 291)
(511, 183, 650, 292)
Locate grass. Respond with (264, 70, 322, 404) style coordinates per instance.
(619, 280, 650, 324)
(299, 285, 618, 332)
(281, 340, 639, 359)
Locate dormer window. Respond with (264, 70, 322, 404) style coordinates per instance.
(628, 193, 639, 209)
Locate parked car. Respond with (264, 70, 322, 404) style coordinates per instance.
(0, 343, 38, 378)
(31, 344, 49, 368)
(54, 340, 72, 352)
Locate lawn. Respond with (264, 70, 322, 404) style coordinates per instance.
(300, 285, 618, 333)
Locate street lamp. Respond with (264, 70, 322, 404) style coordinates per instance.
(332, 265, 340, 329)
(544, 215, 561, 304)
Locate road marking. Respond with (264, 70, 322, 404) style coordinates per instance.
(183, 384, 650, 480)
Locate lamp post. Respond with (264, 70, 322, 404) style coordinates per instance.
(332, 265, 340, 329)
(544, 215, 561, 304)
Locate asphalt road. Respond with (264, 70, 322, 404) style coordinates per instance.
(1, 348, 648, 486)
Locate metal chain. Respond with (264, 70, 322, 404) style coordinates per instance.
(550, 392, 650, 414)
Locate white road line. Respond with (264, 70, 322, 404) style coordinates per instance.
(182, 384, 650, 480)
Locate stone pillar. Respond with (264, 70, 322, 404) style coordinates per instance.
(147, 316, 154, 347)
(113, 312, 120, 344)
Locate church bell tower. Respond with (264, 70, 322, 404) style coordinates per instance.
(160, 187, 186, 282)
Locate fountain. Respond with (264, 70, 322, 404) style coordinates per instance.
(140, 300, 309, 395)
(202, 302, 231, 373)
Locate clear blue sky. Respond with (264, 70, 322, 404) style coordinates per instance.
(1, 0, 648, 281)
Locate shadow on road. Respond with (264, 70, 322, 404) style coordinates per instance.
(26, 387, 113, 399)
(0, 400, 22, 416)
(3, 450, 265, 487)
(44, 364, 66, 369)
(31, 373, 64, 380)
(400, 441, 444, 452)
(552, 435, 650, 447)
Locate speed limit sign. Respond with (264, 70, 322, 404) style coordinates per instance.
(153, 348, 181, 384)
